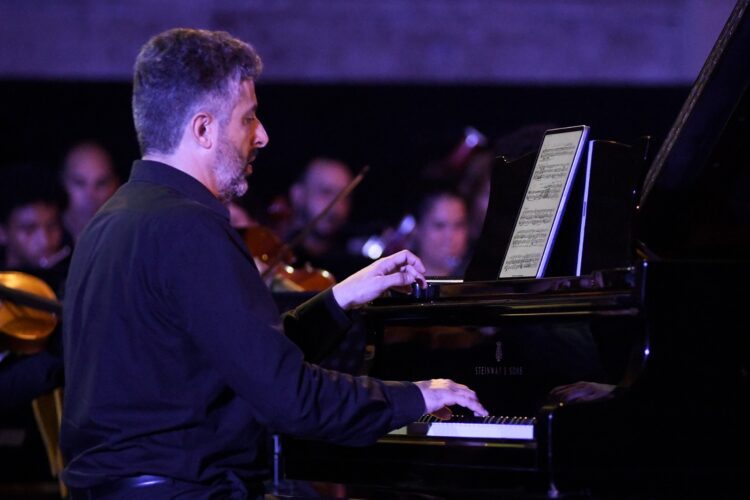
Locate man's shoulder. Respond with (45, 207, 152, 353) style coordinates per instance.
(106, 181, 222, 225)
(77, 183, 229, 258)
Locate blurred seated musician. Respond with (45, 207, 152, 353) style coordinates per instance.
(0, 163, 67, 405)
(60, 28, 488, 499)
(60, 141, 120, 242)
(287, 157, 370, 280)
(0, 164, 67, 486)
(412, 187, 470, 277)
(0, 164, 70, 296)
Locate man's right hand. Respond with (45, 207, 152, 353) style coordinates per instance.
(332, 250, 426, 310)
(414, 379, 488, 417)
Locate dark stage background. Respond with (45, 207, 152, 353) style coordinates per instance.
(0, 80, 688, 233)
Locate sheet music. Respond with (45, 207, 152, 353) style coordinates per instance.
(499, 129, 586, 278)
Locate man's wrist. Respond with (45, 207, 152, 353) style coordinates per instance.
(331, 283, 353, 310)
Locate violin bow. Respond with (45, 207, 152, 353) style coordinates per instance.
(260, 165, 370, 279)
(0, 284, 62, 315)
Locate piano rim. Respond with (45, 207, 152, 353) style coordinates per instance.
(362, 289, 640, 322)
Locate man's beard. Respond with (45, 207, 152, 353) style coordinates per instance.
(215, 138, 250, 202)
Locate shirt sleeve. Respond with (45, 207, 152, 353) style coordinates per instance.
(282, 288, 353, 363)
(165, 217, 425, 445)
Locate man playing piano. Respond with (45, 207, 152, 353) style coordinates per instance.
(60, 28, 487, 499)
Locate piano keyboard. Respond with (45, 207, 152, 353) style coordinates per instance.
(391, 415, 536, 440)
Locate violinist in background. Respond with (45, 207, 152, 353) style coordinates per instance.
(0, 163, 67, 486)
(286, 157, 370, 280)
(60, 141, 120, 243)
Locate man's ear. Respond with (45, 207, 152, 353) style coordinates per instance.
(189, 112, 215, 149)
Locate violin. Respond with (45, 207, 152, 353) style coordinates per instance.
(0, 271, 61, 354)
(243, 225, 336, 292)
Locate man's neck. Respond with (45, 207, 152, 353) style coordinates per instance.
(143, 151, 218, 199)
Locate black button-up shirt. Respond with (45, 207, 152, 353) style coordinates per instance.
(60, 160, 423, 491)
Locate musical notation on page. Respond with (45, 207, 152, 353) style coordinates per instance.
(499, 127, 588, 279)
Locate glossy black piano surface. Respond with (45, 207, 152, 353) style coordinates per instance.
(281, 263, 749, 497)
(277, 1, 750, 497)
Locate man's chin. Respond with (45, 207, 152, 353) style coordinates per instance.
(218, 180, 248, 202)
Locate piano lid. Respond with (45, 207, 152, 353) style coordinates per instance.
(637, 0, 750, 259)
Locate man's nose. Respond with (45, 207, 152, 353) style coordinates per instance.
(254, 120, 269, 148)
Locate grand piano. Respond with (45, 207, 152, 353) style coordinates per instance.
(277, 1, 750, 497)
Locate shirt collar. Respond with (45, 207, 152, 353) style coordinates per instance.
(128, 160, 230, 220)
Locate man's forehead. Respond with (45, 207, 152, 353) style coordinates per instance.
(236, 80, 258, 108)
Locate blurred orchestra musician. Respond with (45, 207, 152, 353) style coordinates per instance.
(286, 157, 370, 280)
(412, 187, 470, 277)
(60, 141, 120, 243)
(0, 164, 71, 295)
(0, 164, 67, 487)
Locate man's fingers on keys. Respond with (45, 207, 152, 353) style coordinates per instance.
(430, 406, 453, 420)
(450, 388, 488, 416)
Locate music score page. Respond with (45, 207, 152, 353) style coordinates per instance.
(499, 128, 586, 278)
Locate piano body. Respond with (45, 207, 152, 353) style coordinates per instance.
(278, 0, 750, 497)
